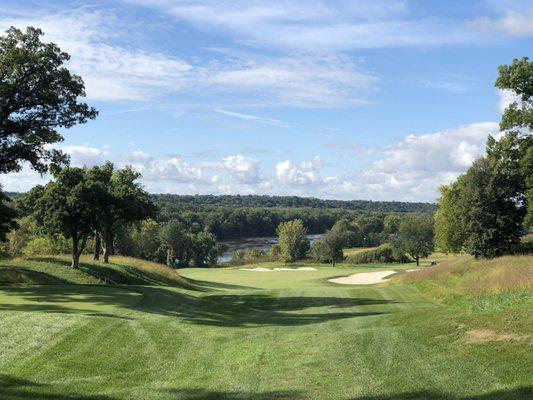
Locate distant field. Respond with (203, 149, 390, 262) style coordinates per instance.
(0, 254, 531, 399)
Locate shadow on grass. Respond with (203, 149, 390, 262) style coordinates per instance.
(0, 375, 530, 400)
(0, 283, 396, 326)
(0, 285, 138, 319)
(24, 257, 185, 287)
(133, 286, 396, 327)
(0, 266, 69, 284)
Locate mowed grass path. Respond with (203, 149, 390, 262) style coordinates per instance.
(0, 260, 531, 399)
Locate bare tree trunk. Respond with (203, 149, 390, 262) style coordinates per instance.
(71, 237, 80, 269)
(93, 231, 101, 261)
(103, 229, 110, 264)
(416, 256, 419, 266)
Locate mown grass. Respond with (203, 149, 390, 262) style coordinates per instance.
(0, 255, 531, 399)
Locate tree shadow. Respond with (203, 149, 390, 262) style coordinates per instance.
(24, 257, 183, 287)
(0, 374, 116, 400)
(185, 277, 256, 291)
(160, 388, 303, 399)
(0, 266, 69, 284)
(0, 374, 530, 400)
(0, 285, 138, 319)
(348, 387, 533, 400)
(133, 286, 396, 327)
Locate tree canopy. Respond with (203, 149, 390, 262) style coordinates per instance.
(0, 26, 97, 175)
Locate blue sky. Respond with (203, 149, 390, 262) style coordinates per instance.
(1, 0, 532, 201)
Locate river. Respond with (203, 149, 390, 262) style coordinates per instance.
(219, 233, 324, 264)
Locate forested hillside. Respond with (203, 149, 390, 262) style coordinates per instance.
(151, 194, 436, 212)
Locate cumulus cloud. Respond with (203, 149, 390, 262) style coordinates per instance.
(275, 156, 322, 185)
(221, 155, 261, 184)
(373, 122, 498, 174)
(120, 151, 203, 183)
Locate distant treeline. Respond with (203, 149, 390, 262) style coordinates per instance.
(151, 194, 437, 213)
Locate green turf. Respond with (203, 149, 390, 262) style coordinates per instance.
(0, 258, 531, 399)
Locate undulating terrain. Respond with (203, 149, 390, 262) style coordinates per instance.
(0, 254, 531, 400)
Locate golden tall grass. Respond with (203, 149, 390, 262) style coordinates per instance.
(394, 254, 533, 297)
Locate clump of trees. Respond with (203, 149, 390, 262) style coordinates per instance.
(436, 57, 532, 258)
(277, 220, 309, 263)
(19, 164, 155, 268)
(310, 228, 345, 266)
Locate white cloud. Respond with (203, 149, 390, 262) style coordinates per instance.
(373, 122, 498, 174)
(275, 156, 322, 185)
(125, 0, 477, 51)
(497, 89, 520, 113)
(61, 145, 108, 167)
(222, 155, 261, 184)
(0, 9, 376, 107)
(120, 151, 203, 183)
(469, 10, 533, 37)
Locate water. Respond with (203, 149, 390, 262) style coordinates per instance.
(218, 233, 324, 264)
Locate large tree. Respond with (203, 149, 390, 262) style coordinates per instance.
(322, 228, 345, 267)
(277, 219, 309, 263)
(91, 163, 156, 263)
(24, 168, 105, 268)
(0, 188, 17, 241)
(494, 57, 533, 230)
(396, 214, 434, 266)
(0, 27, 97, 174)
(462, 158, 524, 258)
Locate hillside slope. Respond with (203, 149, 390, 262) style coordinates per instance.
(0, 255, 191, 287)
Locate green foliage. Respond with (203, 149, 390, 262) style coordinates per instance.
(0, 27, 97, 175)
(23, 167, 105, 268)
(495, 57, 532, 132)
(0, 188, 17, 242)
(231, 247, 268, 264)
(322, 229, 345, 266)
(462, 158, 525, 258)
(277, 219, 309, 263)
(345, 243, 409, 264)
(396, 214, 434, 266)
(90, 163, 156, 263)
(435, 181, 466, 253)
(310, 239, 331, 263)
(22, 236, 69, 256)
(269, 244, 281, 260)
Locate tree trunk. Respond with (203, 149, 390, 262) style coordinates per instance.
(102, 229, 112, 264)
(416, 256, 420, 266)
(71, 237, 80, 269)
(93, 232, 101, 261)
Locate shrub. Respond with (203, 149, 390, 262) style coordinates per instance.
(346, 243, 409, 264)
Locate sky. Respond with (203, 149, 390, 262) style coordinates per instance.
(0, 0, 532, 201)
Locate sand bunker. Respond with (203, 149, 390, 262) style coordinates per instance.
(240, 267, 318, 272)
(328, 270, 394, 285)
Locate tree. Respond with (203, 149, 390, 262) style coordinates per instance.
(0, 27, 97, 175)
(277, 219, 308, 263)
(90, 163, 156, 263)
(396, 214, 434, 266)
(159, 220, 185, 267)
(25, 167, 105, 268)
(461, 158, 524, 258)
(435, 180, 467, 253)
(495, 57, 532, 132)
(0, 188, 17, 241)
(494, 56, 533, 230)
(311, 229, 345, 266)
